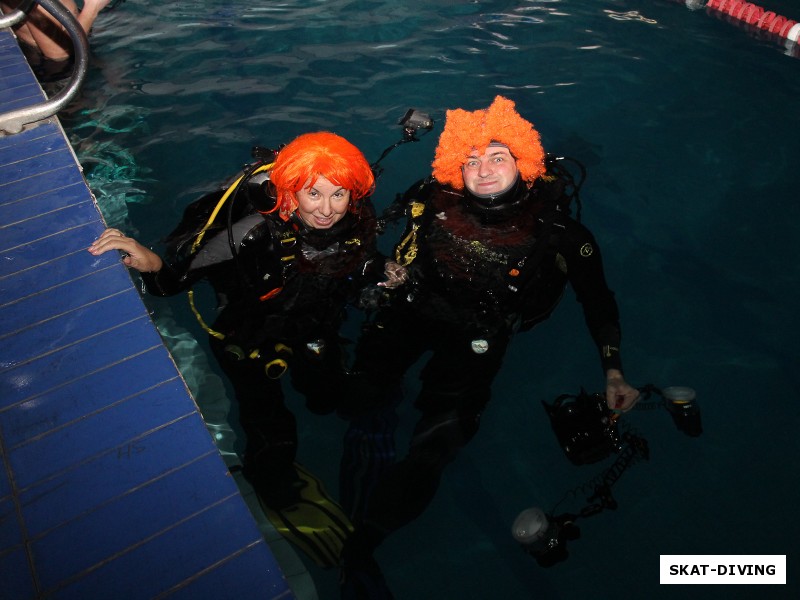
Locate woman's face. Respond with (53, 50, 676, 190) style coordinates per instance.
(295, 175, 351, 229)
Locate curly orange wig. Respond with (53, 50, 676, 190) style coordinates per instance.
(269, 131, 375, 220)
(431, 96, 546, 190)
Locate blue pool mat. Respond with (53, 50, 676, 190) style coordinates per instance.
(0, 27, 294, 600)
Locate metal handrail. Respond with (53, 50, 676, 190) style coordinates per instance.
(0, 0, 89, 135)
(0, 0, 35, 28)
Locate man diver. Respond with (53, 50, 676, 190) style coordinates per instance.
(338, 96, 639, 597)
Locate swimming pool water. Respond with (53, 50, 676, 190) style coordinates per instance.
(62, 1, 799, 598)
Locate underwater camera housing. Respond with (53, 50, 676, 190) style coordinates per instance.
(398, 108, 434, 141)
(371, 108, 435, 181)
(543, 389, 621, 465)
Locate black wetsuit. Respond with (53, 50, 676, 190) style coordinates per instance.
(142, 200, 380, 498)
(341, 175, 623, 544)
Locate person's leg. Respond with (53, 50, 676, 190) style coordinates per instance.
(217, 332, 358, 568)
(289, 331, 348, 415)
(338, 312, 427, 521)
(210, 338, 297, 502)
(339, 392, 401, 523)
(12, 1, 77, 61)
(359, 326, 512, 541)
(340, 329, 510, 599)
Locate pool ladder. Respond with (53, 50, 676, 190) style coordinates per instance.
(0, 0, 88, 135)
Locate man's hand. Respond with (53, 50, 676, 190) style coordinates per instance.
(605, 369, 640, 412)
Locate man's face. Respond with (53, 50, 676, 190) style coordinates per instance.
(462, 145, 519, 197)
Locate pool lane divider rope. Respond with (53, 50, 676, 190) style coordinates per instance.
(707, 0, 800, 39)
(670, 0, 800, 55)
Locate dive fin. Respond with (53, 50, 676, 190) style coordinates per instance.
(257, 462, 354, 569)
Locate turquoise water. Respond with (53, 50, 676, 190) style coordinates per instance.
(63, 1, 799, 598)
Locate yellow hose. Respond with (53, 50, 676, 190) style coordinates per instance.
(187, 162, 274, 339)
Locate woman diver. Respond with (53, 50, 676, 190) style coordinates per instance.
(89, 131, 383, 568)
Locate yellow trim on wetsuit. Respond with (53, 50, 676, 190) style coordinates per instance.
(394, 200, 426, 266)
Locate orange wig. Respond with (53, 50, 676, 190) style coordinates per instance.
(431, 96, 546, 190)
(269, 131, 375, 220)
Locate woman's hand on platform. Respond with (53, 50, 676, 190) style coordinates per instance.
(88, 228, 163, 273)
